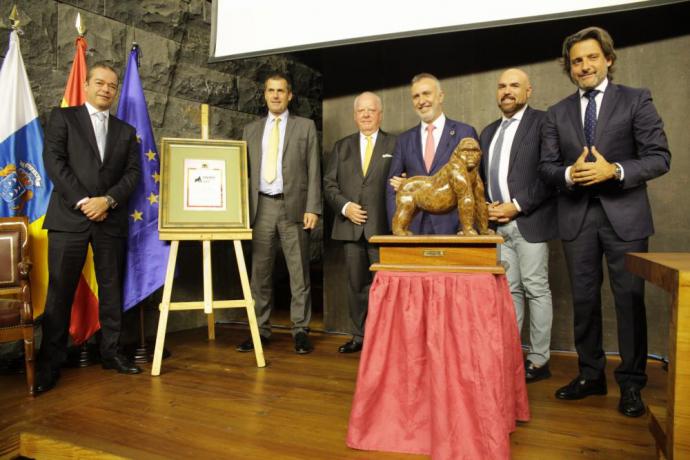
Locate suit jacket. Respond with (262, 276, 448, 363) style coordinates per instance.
(324, 130, 397, 241)
(539, 82, 671, 241)
(43, 105, 141, 237)
(243, 114, 322, 225)
(386, 117, 478, 234)
(479, 107, 557, 243)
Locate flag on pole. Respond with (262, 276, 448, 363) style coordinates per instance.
(60, 36, 87, 108)
(0, 30, 52, 317)
(61, 33, 101, 345)
(116, 44, 169, 310)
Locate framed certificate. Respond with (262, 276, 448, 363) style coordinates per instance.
(159, 138, 250, 240)
(183, 159, 227, 211)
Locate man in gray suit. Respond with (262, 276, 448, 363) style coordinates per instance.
(479, 69, 557, 383)
(324, 92, 396, 353)
(237, 73, 322, 354)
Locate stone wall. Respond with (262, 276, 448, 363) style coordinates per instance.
(0, 0, 322, 340)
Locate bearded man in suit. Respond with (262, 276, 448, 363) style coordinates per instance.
(479, 69, 557, 383)
(37, 62, 142, 394)
(387, 73, 478, 234)
(324, 92, 396, 353)
(539, 27, 671, 417)
(236, 73, 321, 355)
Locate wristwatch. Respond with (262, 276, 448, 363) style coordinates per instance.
(104, 195, 117, 209)
(613, 163, 623, 181)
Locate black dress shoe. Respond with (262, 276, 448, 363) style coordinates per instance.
(102, 355, 142, 374)
(294, 332, 313, 354)
(619, 387, 646, 417)
(555, 375, 607, 400)
(236, 336, 269, 352)
(35, 370, 60, 394)
(338, 340, 363, 354)
(525, 360, 551, 383)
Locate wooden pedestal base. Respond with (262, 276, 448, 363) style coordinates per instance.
(370, 235, 504, 273)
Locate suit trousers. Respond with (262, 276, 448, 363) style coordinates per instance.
(498, 220, 553, 366)
(562, 200, 648, 389)
(40, 226, 126, 369)
(251, 194, 311, 337)
(343, 238, 379, 343)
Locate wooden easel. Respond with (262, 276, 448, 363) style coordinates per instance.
(151, 105, 265, 375)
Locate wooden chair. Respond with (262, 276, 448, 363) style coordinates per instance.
(0, 216, 35, 395)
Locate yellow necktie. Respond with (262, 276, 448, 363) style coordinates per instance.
(264, 117, 281, 183)
(362, 135, 373, 175)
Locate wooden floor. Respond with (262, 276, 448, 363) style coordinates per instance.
(0, 325, 666, 459)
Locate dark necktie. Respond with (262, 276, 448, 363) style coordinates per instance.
(584, 89, 599, 149)
(489, 118, 515, 203)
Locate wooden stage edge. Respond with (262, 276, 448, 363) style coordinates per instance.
(1, 324, 667, 459)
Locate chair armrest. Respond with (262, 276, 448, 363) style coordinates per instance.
(18, 258, 32, 279)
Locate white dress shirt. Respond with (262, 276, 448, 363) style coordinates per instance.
(342, 130, 380, 216)
(487, 105, 527, 210)
(420, 113, 446, 156)
(85, 101, 110, 147)
(260, 110, 288, 195)
(76, 102, 110, 208)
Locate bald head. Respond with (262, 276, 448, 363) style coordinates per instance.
(496, 68, 532, 118)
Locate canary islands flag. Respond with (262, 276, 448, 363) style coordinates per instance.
(0, 30, 52, 316)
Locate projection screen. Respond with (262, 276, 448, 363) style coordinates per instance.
(210, 0, 681, 61)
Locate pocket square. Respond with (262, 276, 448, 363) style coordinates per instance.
(382, 154, 393, 158)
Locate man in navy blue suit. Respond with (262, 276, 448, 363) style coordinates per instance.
(540, 27, 671, 417)
(387, 73, 478, 234)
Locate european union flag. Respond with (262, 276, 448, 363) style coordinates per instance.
(116, 44, 170, 310)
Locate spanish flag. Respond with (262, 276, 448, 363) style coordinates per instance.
(61, 35, 101, 345)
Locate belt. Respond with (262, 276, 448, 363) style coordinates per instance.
(259, 192, 284, 199)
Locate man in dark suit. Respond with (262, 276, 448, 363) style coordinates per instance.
(237, 73, 321, 355)
(540, 27, 671, 417)
(387, 73, 478, 234)
(480, 68, 557, 383)
(37, 62, 142, 393)
(324, 92, 396, 353)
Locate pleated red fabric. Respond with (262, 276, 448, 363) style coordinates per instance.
(347, 271, 530, 460)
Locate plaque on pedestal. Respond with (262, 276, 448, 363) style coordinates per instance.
(369, 235, 504, 273)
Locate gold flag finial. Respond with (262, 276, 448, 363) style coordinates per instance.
(9, 5, 20, 30)
(75, 12, 86, 36)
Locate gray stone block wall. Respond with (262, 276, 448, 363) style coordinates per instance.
(0, 0, 322, 337)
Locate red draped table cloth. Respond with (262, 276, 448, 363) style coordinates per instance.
(347, 271, 529, 460)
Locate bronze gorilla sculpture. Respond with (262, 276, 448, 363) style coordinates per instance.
(391, 137, 493, 236)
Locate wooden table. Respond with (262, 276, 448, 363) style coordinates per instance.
(625, 253, 690, 460)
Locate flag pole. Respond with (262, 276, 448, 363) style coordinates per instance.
(76, 11, 86, 36)
(128, 41, 153, 365)
(73, 11, 95, 368)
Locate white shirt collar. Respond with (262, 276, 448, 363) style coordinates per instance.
(268, 109, 289, 122)
(579, 78, 609, 98)
(422, 112, 446, 132)
(85, 101, 109, 119)
(501, 104, 528, 123)
(360, 129, 379, 140)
